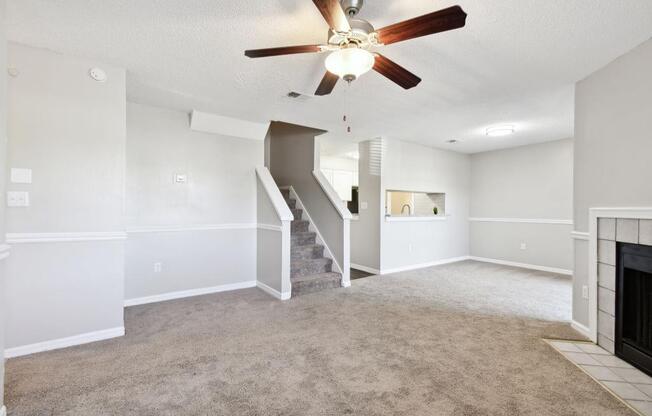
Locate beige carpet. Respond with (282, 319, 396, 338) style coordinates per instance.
(5, 261, 634, 415)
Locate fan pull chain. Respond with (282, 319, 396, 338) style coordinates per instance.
(343, 79, 351, 134)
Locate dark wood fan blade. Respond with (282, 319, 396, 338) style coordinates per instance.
(315, 71, 339, 96)
(244, 45, 322, 58)
(373, 54, 421, 89)
(312, 0, 350, 33)
(376, 5, 467, 45)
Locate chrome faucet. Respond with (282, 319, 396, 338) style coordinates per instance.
(401, 204, 412, 216)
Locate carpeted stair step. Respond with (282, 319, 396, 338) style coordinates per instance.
(291, 208, 303, 219)
(291, 232, 316, 246)
(291, 257, 332, 278)
(291, 244, 325, 260)
(286, 198, 296, 209)
(291, 272, 342, 296)
(291, 219, 310, 233)
(280, 189, 290, 199)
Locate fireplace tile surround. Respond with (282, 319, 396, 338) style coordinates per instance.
(597, 217, 652, 354)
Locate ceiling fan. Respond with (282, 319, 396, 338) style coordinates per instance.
(244, 0, 467, 96)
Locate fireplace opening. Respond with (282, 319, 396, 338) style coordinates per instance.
(616, 242, 652, 376)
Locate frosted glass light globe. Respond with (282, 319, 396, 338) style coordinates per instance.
(325, 48, 375, 81)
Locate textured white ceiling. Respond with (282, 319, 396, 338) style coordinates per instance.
(7, 0, 652, 153)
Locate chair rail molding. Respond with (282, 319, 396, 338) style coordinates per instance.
(571, 231, 590, 240)
(6, 231, 128, 244)
(127, 224, 257, 233)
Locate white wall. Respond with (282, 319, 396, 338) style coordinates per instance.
(470, 139, 574, 272)
(380, 139, 470, 272)
(573, 38, 652, 326)
(125, 102, 261, 302)
(0, 0, 7, 408)
(320, 156, 357, 172)
(351, 139, 381, 271)
(320, 155, 358, 202)
(5, 43, 126, 351)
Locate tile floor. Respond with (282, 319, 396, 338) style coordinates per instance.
(547, 339, 652, 415)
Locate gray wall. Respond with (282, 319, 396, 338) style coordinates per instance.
(573, 38, 652, 326)
(470, 139, 574, 271)
(0, 0, 6, 408)
(351, 139, 381, 270)
(125, 102, 261, 300)
(268, 122, 347, 271)
(380, 138, 470, 271)
(5, 43, 126, 349)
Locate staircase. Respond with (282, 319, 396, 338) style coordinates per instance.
(281, 188, 342, 296)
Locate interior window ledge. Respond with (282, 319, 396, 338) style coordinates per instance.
(385, 216, 448, 222)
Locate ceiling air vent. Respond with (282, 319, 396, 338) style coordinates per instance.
(284, 91, 313, 102)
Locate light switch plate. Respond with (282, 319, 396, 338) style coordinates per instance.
(360, 201, 368, 210)
(7, 191, 30, 207)
(174, 174, 187, 184)
(10, 168, 32, 184)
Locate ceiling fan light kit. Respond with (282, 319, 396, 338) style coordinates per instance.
(244, 0, 467, 96)
(325, 46, 375, 81)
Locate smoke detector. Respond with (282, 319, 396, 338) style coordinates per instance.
(89, 67, 107, 82)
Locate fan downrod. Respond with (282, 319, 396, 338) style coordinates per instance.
(340, 0, 364, 17)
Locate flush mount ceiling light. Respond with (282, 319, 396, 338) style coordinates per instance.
(325, 47, 375, 82)
(486, 125, 515, 137)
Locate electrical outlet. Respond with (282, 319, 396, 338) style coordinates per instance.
(582, 285, 589, 299)
(154, 262, 162, 273)
(520, 242, 527, 250)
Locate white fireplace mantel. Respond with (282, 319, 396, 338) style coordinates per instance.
(588, 207, 652, 343)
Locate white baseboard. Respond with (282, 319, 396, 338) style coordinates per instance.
(468, 256, 572, 276)
(380, 256, 470, 275)
(1, 405, 6, 416)
(571, 320, 592, 340)
(124, 281, 256, 307)
(4, 327, 125, 358)
(351, 263, 380, 275)
(256, 281, 291, 300)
